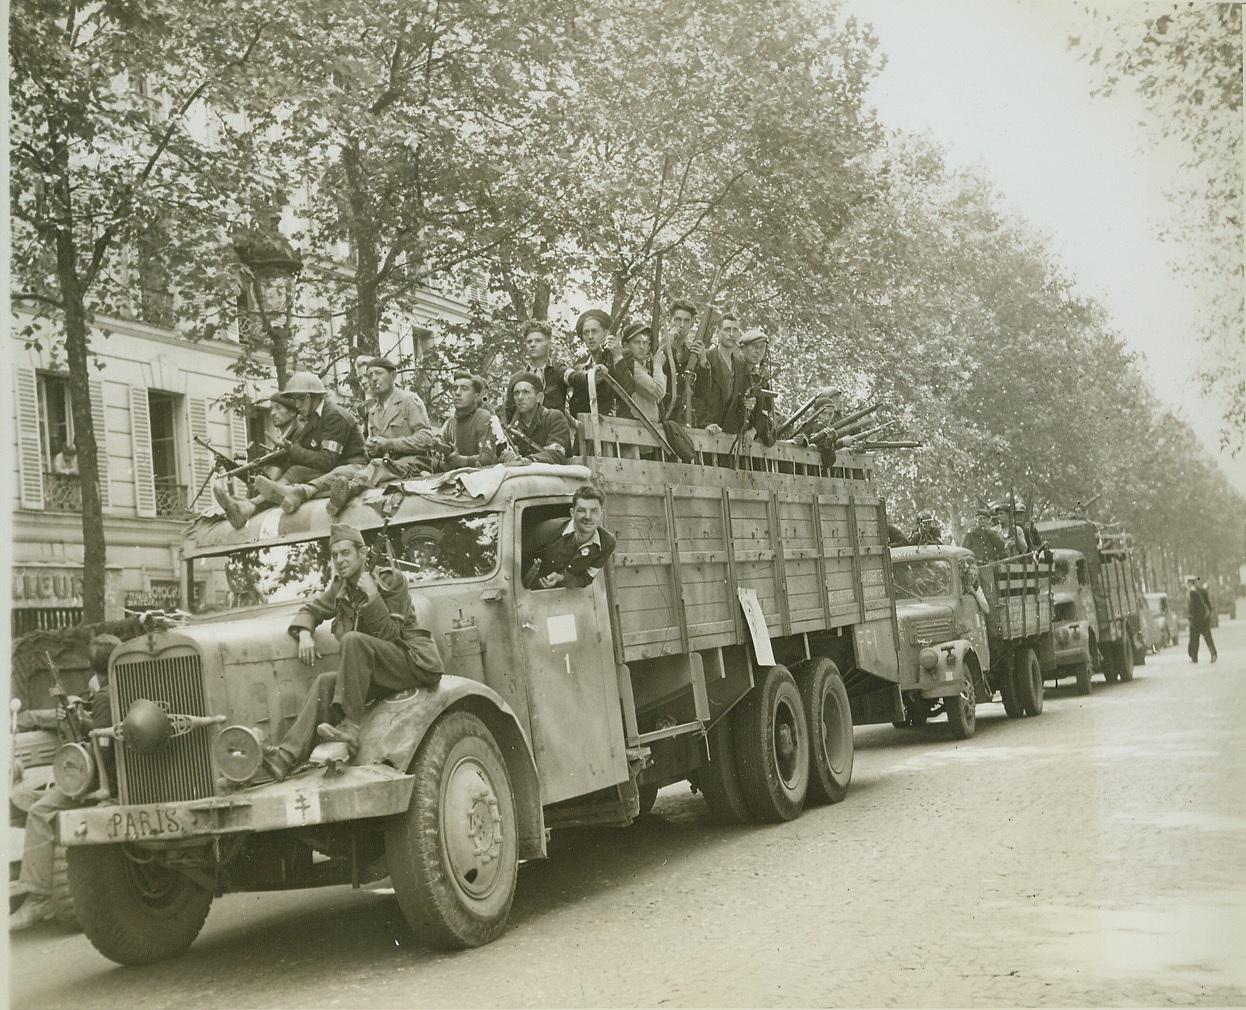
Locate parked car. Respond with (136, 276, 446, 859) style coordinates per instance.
(1143, 592, 1178, 648)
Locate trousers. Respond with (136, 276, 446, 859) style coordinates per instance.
(18, 788, 82, 897)
(1188, 619, 1217, 661)
(274, 631, 433, 766)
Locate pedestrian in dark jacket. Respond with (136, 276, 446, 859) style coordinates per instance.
(262, 524, 444, 781)
(1187, 575, 1218, 663)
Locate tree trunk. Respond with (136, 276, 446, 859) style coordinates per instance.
(531, 279, 551, 321)
(342, 140, 382, 358)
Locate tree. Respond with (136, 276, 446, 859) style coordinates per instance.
(10, 1, 284, 620)
(1072, 3, 1244, 452)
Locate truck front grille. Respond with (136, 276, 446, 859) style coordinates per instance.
(113, 651, 216, 805)
(908, 616, 955, 644)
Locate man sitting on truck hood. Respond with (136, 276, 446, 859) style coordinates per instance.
(262, 524, 444, 781)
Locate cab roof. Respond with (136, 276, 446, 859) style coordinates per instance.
(890, 544, 974, 562)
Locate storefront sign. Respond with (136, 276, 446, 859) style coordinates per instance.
(11, 567, 84, 607)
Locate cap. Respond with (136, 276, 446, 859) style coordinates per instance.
(975, 507, 991, 518)
(329, 524, 365, 547)
(509, 370, 544, 394)
(283, 372, 327, 395)
(620, 322, 652, 344)
(738, 328, 768, 346)
(368, 357, 398, 372)
(575, 309, 613, 337)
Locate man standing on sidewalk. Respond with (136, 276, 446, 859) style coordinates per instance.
(1187, 575, 1218, 664)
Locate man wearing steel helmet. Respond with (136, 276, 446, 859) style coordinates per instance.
(10, 635, 121, 931)
(214, 371, 366, 529)
(262, 524, 444, 781)
(909, 510, 945, 546)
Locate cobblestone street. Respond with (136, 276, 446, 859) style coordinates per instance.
(12, 621, 1246, 1008)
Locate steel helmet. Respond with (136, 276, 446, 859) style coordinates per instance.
(283, 371, 326, 396)
(917, 510, 935, 522)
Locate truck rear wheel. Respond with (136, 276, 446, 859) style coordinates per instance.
(384, 711, 518, 949)
(946, 658, 978, 740)
(794, 658, 853, 804)
(1014, 647, 1044, 716)
(637, 783, 659, 817)
(68, 844, 213, 965)
(699, 711, 751, 824)
(50, 846, 79, 929)
(1069, 661, 1092, 696)
(735, 665, 809, 822)
(1117, 640, 1135, 682)
(998, 657, 1024, 718)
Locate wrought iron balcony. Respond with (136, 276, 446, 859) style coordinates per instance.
(43, 472, 82, 512)
(153, 478, 190, 518)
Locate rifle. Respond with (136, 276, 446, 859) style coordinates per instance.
(45, 651, 86, 744)
(835, 419, 896, 449)
(598, 369, 679, 458)
(807, 401, 881, 446)
(191, 436, 286, 508)
(665, 264, 725, 425)
(775, 388, 839, 440)
(489, 413, 544, 459)
(649, 254, 663, 357)
(853, 440, 923, 450)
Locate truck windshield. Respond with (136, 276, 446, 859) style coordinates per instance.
(891, 559, 955, 599)
(187, 513, 501, 615)
(1052, 560, 1073, 587)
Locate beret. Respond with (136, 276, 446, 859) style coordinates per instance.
(509, 370, 544, 393)
(368, 357, 398, 372)
(329, 524, 365, 547)
(575, 309, 613, 337)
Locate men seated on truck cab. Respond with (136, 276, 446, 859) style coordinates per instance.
(480, 372, 573, 467)
(215, 372, 367, 530)
(262, 523, 444, 782)
(962, 507, 1008, 563)
(523, 484, 616, 590)
(432, 372, 494, 472)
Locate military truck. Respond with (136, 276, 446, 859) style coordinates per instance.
(885, 544, 1054, 739)
(1047, 549, 1096, 695)
(1035, 520, 1141, 683)
(52, 416, 901, 965)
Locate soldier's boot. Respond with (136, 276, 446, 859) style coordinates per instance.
(214, 483, 257, 530)
(260, 746, 292, 783)
(253, 475, 293, 506)
(326, 478, 365, 518)
(9, 895, 54, 931)
(316, 719, 360, 758)
(280, 484, 314, 515)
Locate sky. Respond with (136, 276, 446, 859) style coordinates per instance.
(840, 0, 1244, 492)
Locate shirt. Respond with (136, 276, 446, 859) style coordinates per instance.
(524, 518, 617, 589)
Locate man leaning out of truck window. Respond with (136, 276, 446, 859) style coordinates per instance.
(524, 485, 616, 590)
(260, 524, 444, 782)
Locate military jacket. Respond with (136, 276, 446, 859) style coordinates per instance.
(365, 387, 435, 458)
(285, 401, 367, 473)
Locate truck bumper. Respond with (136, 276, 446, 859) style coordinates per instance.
(56, 763, 414, 847)
(1051, 621, 1092, 667)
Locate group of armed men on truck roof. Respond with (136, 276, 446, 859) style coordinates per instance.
(891, 498, 1044, 561)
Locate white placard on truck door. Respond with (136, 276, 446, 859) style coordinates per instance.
(736, 588, 776, 667)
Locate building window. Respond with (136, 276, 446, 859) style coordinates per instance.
(39, 373, 81, 511)
(149, 392, 188, 517)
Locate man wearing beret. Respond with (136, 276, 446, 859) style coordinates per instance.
(481, 372, 573, 467)
(564, 309, 635, 420)
(284, 357, 435, 517)
(215, 371, 367, 529)
(961, 508, 1008, 564)
(262, 523, 444, 781)
(505, 321, 569, 422)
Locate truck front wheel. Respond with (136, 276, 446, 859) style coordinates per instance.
(384, 711, 518, 949)
(946, 658, 978, 740)
(735, 665, 809, 822)
(1014, 647, 1044, 716)
(794, 658, 854, 804)
(68, 844, 213, 965)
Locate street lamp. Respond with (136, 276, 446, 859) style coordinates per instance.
(231, 211, 303, 387)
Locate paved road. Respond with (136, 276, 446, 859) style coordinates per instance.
(12, 621, 1246, 1007)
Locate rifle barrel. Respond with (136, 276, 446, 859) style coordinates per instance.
(854, 440, 922, 449)
(826, 401, 881, 433)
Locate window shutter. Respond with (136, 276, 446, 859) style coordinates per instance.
(15, 368, 44, 510)
(129, 386, 157, 518)
(188, 398, 213, 494)
(88, 379, 110, 509)
(229, 409, 249, 457)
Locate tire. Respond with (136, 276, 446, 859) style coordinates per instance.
(1014, 647, 1044, 716)
(998, 656, 1024, 718)
(384, 711, 518, 949)
(946, 659, 978, 740)
(699, 710, 752, 824)
(1133, 638, 1147, 666)
(50, 846, 79, 929)
(1117, 639, 1135, 683)
(794, 658, 853, 804)
(68, 845, 213, 965)
(637, 783, 659, 817)
(1102, 639, 1120, 683)
(1071, 661, 1092, 696)
(734, 665, 809, 822)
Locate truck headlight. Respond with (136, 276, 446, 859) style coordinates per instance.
(53, 742, 96, 799)
(212, 725, 264, 783)
(919, 648, 939, 671)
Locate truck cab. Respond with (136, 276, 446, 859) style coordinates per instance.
(888, 545, 989, 739)
(1048, 548, 1096, 694)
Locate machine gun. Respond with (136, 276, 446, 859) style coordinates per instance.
(191, 436, 287, 508)
(488, 413, 548, 461)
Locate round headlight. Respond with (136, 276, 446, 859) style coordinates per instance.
(212, 725, 264, 783)
(919, 647, 939, 671)
(53, 742, 96, 799)
(122, 699, 172, 755)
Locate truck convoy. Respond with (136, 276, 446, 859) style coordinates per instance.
(51, 418, 906, 965)
(887, 545, 1053, 739)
